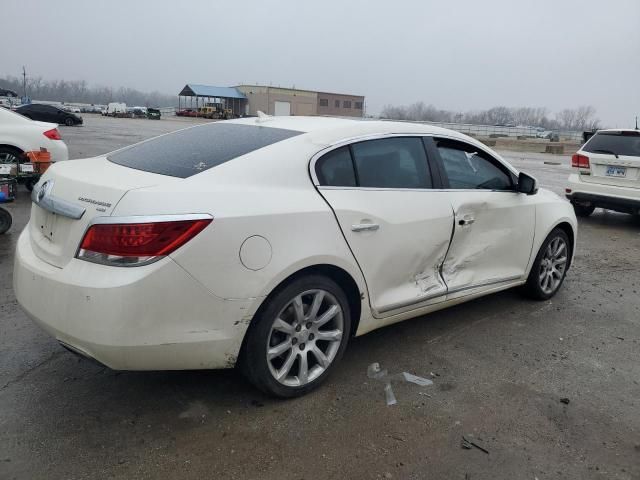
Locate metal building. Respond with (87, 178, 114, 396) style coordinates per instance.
(235, 85, 365, 118)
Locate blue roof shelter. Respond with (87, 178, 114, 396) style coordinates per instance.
(178, 84, 247, 117)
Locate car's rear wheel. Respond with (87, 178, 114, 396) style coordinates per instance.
(523, 228, 570, 300)
(573, 203, 595, 217)
(0, 146, 22, 164)
(0, 208, 12, 234)
(240, 275, 351, 397)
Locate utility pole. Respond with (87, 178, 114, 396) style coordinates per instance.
(22, 66, 27, 98)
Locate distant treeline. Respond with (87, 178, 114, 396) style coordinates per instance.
(380, 102, 601, 131)
(0, 75, 177, 107)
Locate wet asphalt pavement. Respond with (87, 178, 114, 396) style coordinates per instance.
(1, 116, 638, 479)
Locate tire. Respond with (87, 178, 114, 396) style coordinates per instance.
(0, 208, 12, 234)
(523, 228, 571, 300)
(0, 146, 22, 164)
(64, 117, 74, 126)
(24, 178, 37, 192)
(573, 204, 595, 217)
(240, 275, 351, 398)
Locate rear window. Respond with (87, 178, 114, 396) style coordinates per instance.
(583, 131, 640, 157)
(108, 123, 303, 178)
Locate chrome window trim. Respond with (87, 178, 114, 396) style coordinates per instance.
(317, 186, 522, 194)
(309, 132, 519, 189)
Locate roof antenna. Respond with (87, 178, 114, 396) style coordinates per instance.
(635, 116, 638, 130)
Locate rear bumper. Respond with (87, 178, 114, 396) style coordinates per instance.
(13, 227, 254, 370)
(47, 140, 69, 162)
(566, 174, 640, 214)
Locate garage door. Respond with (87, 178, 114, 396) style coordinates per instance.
(296, 103, 314, 116)
(274, 101, 291, 116)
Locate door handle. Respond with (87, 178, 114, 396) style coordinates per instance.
(458, 217, 475, 226)
(351, 223, 380, 232)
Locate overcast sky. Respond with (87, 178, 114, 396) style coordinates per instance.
(4, 0, 639, 126)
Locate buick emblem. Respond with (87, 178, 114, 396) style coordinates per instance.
(37, 180, 53, 203)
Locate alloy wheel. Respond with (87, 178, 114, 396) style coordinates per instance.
(266, 289, 344, 387)
(538, 236, 568, 294)
(0, 151, 19, 164)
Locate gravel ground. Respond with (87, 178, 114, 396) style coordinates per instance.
(0, 115, 638, 480)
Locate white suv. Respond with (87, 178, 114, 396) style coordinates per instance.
(566, 129, 640, 217)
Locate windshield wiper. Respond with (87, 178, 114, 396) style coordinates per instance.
(591, 149, 619, 158)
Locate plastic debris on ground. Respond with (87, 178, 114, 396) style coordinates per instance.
(402, 372, 434, 387)
(366, 362, 434, 406)
(461, 435, 489, 454)
(384, 383, 397, 406)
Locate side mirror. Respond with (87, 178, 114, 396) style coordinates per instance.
(517, 172, 538, 195)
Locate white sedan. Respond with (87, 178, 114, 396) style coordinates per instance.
(14, 117, 577, 397)
(0, 106, 69, 188)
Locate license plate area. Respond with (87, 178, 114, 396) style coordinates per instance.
(606, 166, 626, 177)
(40, 211, 58, 240)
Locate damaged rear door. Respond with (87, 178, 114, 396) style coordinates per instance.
(429, 137, 535, 297)
(313, 137, 453, 316)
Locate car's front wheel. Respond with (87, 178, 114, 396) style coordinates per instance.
(523, 228, 571, 300)
(240, 275, 351, 397)
(64, 117, 74, 126)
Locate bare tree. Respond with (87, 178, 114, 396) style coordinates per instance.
(556, 106, 600, 130)
(0, 75, 177, 107)
(381, 100, 600, 130)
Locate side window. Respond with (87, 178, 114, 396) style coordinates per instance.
(434, 138, 513, 190)
(351, 137, 432, 189)
(316, 146, 356, 187)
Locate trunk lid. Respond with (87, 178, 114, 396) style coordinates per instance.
(29, 157, 174, 268)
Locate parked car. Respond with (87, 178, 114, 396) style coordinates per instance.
(14, 117, 577, 397)
(0, 107, 68, 190)
(127, 107, 147, 118)
(146, 108, 161, 120)
(536, 130, 553, 139)
(566, 129, 640, 216)
(105, 102, 127, 117)
(15, 104, 83, 126)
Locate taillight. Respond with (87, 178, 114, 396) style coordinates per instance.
(43, 128, 62, 140)
(571, 153, 590, 169)
(77, 217, 212, 266)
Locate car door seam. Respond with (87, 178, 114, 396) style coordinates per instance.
(312, 186, 373, 305)
(438, 203, 457, 285)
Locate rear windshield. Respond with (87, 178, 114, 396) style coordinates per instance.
(583, 131, 640, 157)
(108, 123, 303, 178)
